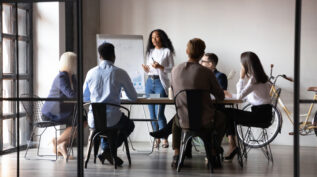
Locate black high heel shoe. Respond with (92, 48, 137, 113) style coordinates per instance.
(149, 120, 173, 139)
(224, 147, 238, 161)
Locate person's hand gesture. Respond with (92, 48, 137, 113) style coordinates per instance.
(142, 64, 150, 73)
(224, 90, 233, 98)
(152, 61, 164, 71)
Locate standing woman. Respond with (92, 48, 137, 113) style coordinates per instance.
(223, 51, 272, 161)
(142, 29, 175, 148)
(41, 52, 77, 159)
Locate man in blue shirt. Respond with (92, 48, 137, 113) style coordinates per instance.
(200, 53, 228, 90)
(83, 42, 137, 166)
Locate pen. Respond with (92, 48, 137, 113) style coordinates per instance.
(151, 57, 156, 63)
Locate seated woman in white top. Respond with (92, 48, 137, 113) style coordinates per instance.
(223, 51, 272, 161)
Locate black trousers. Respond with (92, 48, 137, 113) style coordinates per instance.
(224, 104, 273, 136)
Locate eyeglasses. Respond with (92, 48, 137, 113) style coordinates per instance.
(200, 60, 211, 64)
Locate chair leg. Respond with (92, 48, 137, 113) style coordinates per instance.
(85, 131, 96, 168)
(24, 127, 36, 159)
(67, 126, 77, 162)
(177, 131, 191, 172)
(235, 123, 244, 168)
(93, 136, 100, 163)
(55, 128, 58, 160)
(203, 140, 213, 173)
(108, 133, 118, 169)
(124, 138, 131, 167)
(261, 129, 274, 162)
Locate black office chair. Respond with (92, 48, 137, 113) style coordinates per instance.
(84, 103, 131, 169)
(20, 94, 64, 160)
(236, 88, 282, 163)
(174, 89, 222, 173)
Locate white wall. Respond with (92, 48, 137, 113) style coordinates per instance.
(99, 0, 317, 146)
(33, 3, 62, 97)
(33, 2, 65, 147)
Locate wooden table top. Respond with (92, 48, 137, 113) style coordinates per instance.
(120, 98, 243, 105)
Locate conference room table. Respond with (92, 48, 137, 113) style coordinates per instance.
(121, 97, 243, 105)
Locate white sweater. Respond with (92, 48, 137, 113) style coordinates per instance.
(233, 77, 271, 106)
(146, 48, 174, 94)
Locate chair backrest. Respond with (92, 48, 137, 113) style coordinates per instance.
(91, 103, 109, 132)
(174, 89, 211, 131)
(20, 94, 43, 123)
(91, 103, 130, 132)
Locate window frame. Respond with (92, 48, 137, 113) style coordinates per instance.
(0, 2, 33, 153)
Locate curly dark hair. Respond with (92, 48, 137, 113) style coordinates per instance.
(146, 29, 175, 56)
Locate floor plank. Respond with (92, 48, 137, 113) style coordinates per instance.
(1, 143, 317, 177)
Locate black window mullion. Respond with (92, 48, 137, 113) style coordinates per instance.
(3, 34, 29, 41)
(0, 3, 3, 152)
(10, 3, 17, 148)
(26, 4, 32, 96)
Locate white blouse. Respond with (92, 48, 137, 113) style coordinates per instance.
(146, 48, 174, 93)
(233, 77, 271, 106)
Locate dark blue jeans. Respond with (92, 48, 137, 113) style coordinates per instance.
(101, 114, 135, 151)
(145, 77, 167, 131)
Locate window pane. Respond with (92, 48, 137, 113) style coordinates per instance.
(18, 8, 27, 36)
(18, 41, 27, 74)
(19, 80, 29, 112)
(19, 117, 29, 145)
(2, 4, 14, 34)
(3, 119, 15, 150)
(3, 80, 14, 115)
(3, 38, 14, 74)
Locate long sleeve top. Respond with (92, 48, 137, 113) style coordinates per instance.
(214, 69, 228, 90)
(234, 76, 271, 106)
(83, 60, 137, 127)
(41, 71, 77, 123)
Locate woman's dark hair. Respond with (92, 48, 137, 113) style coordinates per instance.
(98, 42, 115, 62)
(146, 29, 175, 55)
(241, 51, 268, 83)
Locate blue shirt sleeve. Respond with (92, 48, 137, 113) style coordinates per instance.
(120, 70, 137, 101)
(83, 74, 91, 102)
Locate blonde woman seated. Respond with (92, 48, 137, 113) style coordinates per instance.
(41, 52, 82, 159)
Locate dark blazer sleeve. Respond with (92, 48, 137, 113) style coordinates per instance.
(217, 73, 228, 90)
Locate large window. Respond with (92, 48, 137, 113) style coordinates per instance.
(0, 3, 32, 153)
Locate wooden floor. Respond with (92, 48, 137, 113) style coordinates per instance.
(1, 143, 317, 177)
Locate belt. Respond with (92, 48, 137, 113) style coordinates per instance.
(148, 75, 159, 79)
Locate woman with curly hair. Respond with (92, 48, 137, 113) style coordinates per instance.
(141, 29, 175, 148)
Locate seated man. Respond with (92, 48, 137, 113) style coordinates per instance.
(200, 53, 228, 90)
(150, 52, 228, 158)
(170, 38, 225, 167)
(83, 42, 137, 166)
